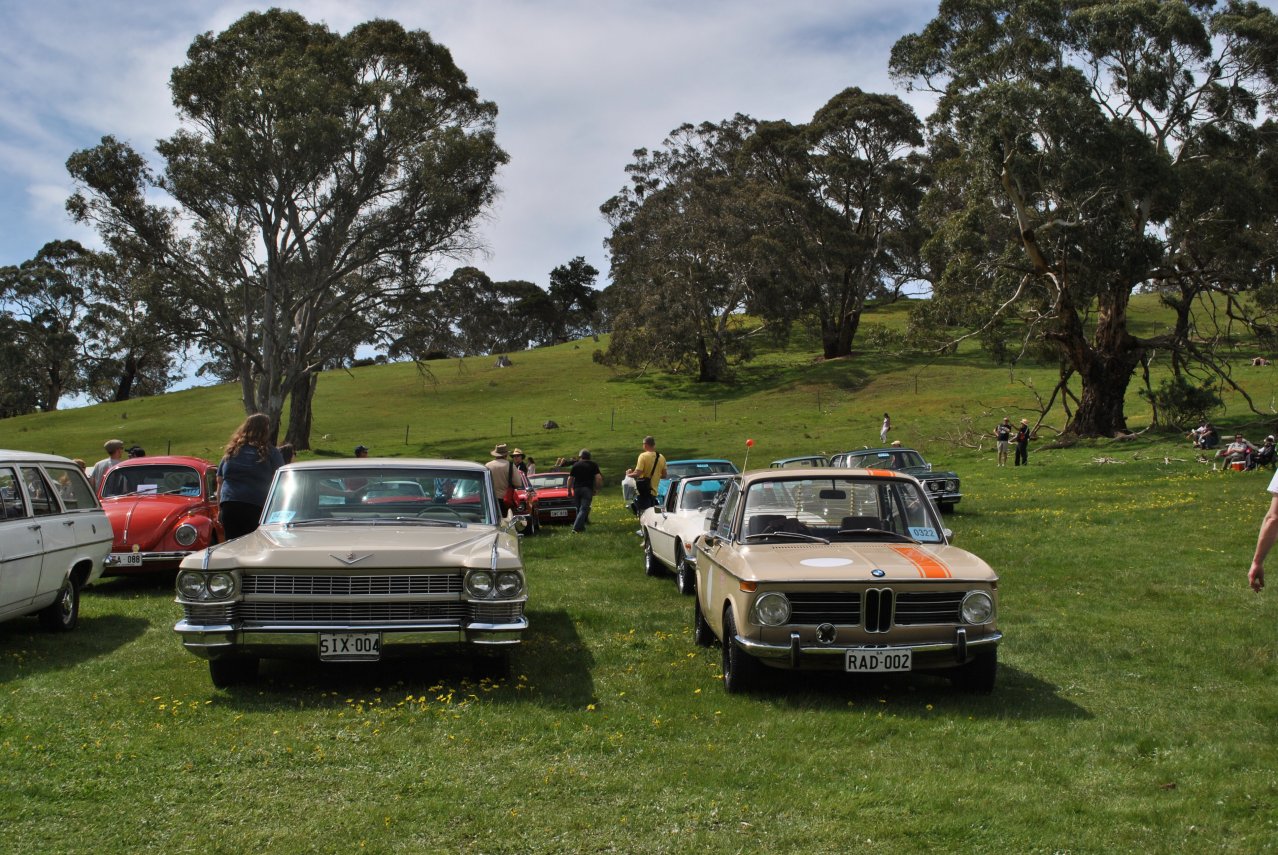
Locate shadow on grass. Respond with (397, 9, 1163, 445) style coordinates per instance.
(86, 572, 177, 598)
(754, 662, 1090, 719)
(0, 614, 149, 680)
(206, 608, 595, 710)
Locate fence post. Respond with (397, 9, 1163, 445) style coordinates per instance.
(405, 425, 409, 445)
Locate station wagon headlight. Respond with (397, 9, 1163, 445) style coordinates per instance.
(465, 570, 495, 598)
(174, 523, 198, 547)
(961, 591, 994, 624)
(495, 572, 523, 598)
(753, 592, 792, 627)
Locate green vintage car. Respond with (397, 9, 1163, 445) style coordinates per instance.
(829, 448, 962, 512)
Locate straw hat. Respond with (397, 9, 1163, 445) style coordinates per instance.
(490, 443, 509, 457)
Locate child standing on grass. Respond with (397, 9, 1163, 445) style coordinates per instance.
(880, 413, 891, 444)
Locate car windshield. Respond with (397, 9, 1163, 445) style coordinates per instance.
(262, 467, 494, 526)
(102, 465, 202, 498)
(845, 450, 926, 470)
(774, 457, 828, 469)
(668, 461, 738, 479)
(739, 475, 943, 544)
(529, 473, 568, 489)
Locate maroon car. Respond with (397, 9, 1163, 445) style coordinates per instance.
(99, 456, 223, 574)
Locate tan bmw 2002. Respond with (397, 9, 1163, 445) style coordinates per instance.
(693, 468, 1000, 694)
(175, 459, 528, 687)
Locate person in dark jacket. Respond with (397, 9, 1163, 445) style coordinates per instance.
(1014, 419, 1033, 467)
(567, 449, 603, 533)
(217, 413, 284, 539)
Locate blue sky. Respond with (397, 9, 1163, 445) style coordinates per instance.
(0, 0, 940, 286)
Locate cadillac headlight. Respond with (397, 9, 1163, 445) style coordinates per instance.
(961, 591, 994, 624)
(207, 572, 235, 599)
(465, 571, 495, 598)
(174, 523, 198, 547)
(495, 571, 523, 599)
(753, 592, 792, 626)
(177, 571, 206, 599)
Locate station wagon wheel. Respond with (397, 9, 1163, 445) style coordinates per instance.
(209, 654, 259, 688)
(693, 596, 714, 648)
(674, 547, 695, 596)
(950, 649, 997, 694)
(720, 608, 761, 694)
(643, 534, 662, 577)
(38, 577, 79, 632)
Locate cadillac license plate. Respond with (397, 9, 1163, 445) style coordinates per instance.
(319, 632, 381, 661)
(845, 649, 911, 672)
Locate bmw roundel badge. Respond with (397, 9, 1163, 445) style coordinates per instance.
(871, 568, 886, 578)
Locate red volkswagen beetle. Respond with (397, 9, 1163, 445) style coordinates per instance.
(99, 456, 223, 574)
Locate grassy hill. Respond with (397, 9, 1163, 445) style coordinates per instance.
(2, 296, 1277, 852)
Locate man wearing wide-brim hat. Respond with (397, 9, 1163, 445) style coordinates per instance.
(486, 443, 528, 516)
(1014, 419, 1033, 467)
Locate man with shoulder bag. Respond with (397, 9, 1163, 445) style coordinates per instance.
(626, 435, 667, 513)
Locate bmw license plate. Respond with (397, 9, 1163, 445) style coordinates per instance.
(845, 649, 911, 672)
(319, 632, 381, 661)
(111, 552, 142, 567)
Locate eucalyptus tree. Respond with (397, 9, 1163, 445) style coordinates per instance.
(601, 116, 767, 382)
(891, 0, 1278, 436)
(547, 256, 600, 344)
(745, 88, 926, 359)
(66, 9, 506, 444)
(0, 240, 99, 411)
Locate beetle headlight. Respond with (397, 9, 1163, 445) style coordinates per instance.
(177, 571, 206, 599)
(207, 572, 235, 599)
(753, 592, 792, 627)
(174, 523, 198, 547)
(961, 591, 994, 624)
(465, 571, 494, 598)
(495, 571, 523, 599)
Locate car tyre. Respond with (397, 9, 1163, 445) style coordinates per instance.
(643, 534, 662, 577)
(721, 608, 760, 694)
(675, 548, 696, 596)
(693, 596, 714, 648)
(951, 649, 997, 693)
(209, 654, 259, 688)
(38, 577, 79, 632)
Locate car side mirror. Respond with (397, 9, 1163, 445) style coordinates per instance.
(702, 532, 717, 547)
(943, 528, 953, 541)
(925, 463, 933, 472)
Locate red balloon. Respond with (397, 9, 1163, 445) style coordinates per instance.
(746, 438, 755, 447)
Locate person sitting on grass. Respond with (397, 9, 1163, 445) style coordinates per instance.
(1218, 434, 1256, 469)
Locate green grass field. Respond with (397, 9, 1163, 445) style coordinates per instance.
(3, 299, 1278, 853)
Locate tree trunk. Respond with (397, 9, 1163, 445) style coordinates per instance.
(112, 353, 139, 402)
(1057, 287, 1141, 437)
(284, 372, 317, 450)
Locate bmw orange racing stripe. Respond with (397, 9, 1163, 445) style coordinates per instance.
(889, 545, 953, 578)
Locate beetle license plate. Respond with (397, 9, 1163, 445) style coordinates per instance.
(319, 633, 381, 661)
(845, 649, 911, 672)
(111, 552, 142, 567)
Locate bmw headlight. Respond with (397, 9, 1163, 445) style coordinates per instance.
(465, 570, 495, 598)
(177, 571, 206, 599)
(753, 592, 792, 626)
(495, 571, 523, 598)
(174, 523, 198, 547)
(961, 590, 994, 624)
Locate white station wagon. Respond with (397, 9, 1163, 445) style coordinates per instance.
(174, 459, 529, 687)
(0, 450, 111, 631)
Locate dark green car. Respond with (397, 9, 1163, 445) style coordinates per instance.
(829, 447, 962, 512)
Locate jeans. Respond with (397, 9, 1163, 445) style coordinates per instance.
(572, 487, 594, 532)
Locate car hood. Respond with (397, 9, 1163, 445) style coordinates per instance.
(519, 487, 569, 498)
(185, 524, 522, 572)
(103, 495, 205, 549)
(900, 467, 959, 480)
(714, 541, 995, 583)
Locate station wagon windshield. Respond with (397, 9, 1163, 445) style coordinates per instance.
(739, 476, 943, 544)
(263, 468, 494, 526)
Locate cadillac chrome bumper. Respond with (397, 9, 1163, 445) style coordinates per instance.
(174, 618, 528, 659)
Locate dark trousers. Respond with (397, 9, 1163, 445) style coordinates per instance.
(1014, 443, 1028, 466)
(572, 487, 594, 532)
(220, 501, 263, 540)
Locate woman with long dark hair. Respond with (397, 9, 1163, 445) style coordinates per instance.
(217, 413, 284, 539)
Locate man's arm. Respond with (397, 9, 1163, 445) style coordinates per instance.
(566, 475, 575, 496)
(1248, 493, 1278, 592)
(594, 470, 604, 490)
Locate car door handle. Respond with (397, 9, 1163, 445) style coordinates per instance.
(28, 524, 41, 531)
(63, 520, 77, 526)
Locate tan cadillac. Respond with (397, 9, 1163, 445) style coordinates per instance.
(693, 468, 1000, 693)
(174, 459, 528, 687)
